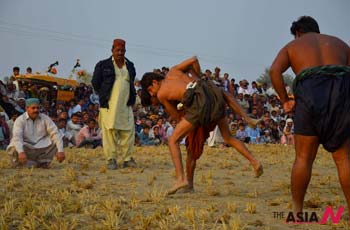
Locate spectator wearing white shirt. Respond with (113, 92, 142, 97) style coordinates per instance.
(249, 81, 259, 95)
(57, 118, 75, 147)
(237, 79, 250, 95)
(71, 99, 84, 115)
(6, 98, 65, 168)
(66, 112, 83, 143)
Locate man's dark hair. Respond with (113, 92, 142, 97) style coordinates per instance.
(140, 72, 164, 106)
(71, 112, 82, 118)
(290, 16, 320, 36)
(88, 118, 96, 123)
(13, 66, 20, 72)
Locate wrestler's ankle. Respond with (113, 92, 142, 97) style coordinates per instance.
(251, 160, 260, 167)
(175, 179, 188, 185)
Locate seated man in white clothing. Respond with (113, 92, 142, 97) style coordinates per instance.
(57, 118, 75, 147)
(7, 98, 65, 168)
(66, 112, 83, 144)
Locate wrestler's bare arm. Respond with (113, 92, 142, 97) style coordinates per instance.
(159, 98, 182, 121)
(269, 46, 291, 103)
(172, 56, 202, 77)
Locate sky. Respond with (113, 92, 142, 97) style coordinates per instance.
(0, 0, 349, 82)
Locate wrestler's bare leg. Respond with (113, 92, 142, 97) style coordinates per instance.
(217, 117, 263, 177)
(222, 92, 258, 127)
(167, 118, 194, 195)
(332, 139, 350, 213)
(292, 135, 319, 213)
(185, 153, 196, 192)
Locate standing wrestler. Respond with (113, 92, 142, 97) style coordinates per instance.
(92, 38, 137, 170)
(141, 56, 263, 194)
(269, 16, 350, 214)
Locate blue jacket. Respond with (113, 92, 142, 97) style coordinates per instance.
(91, 56, 136, 108)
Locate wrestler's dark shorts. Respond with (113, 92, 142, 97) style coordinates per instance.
(294, 66, 350, 152)
(182, 80, 226, 126)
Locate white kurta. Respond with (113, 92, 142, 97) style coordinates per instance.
(99, 59, 134, 130)
(7, 112, 64, 153)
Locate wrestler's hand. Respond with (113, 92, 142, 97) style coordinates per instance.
(283, 100, 295, 113)
(56, 152, 65, 163)
(18, 152, 27, 164)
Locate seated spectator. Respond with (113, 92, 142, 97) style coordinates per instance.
(135, 115, 146, 134)
(67, 112, 83, 142)
(270, 107, 281, 123)
(264, 118, 272, 130)
(281, 126, 295, 145)
(82, 112, 90, 126)
(236, 93, 249, 113)
(57, 118, 75, 147)
(6, 113, 18, 139)
(87, 103, 98, 118)
(249, 107, 260, 119)
(155, 118, 166, 142)
(0, 113, 10, 149)
(28, 84, 39, 98)
(237, 79, 250, 95)
(137, 125, 155, 146)
(249, 81, 259, 95)
(270, 121, 282, 144)
(164, 119, 186, 145)
(67, 99, 77, 118)
(236, 123, 249, 143)
(257, 120, 266, 136)
(262, 111, 271, 123)
(284, 118, 294, 133)
(151, 125, 162, 145)
(16, 98, 26, 113)
(6, 98, 65, 168)
(246, 124, 261, 144)
(76, 118, 102, 149)
(58, 111, 68, 121)
(82, 96, 90, 111)
(55, 101, 65, 115)
(260, 130, 273, 144)
(229, 121, 238, 136)
(278, 120, 286, 134)
(0, 95, 19, 119)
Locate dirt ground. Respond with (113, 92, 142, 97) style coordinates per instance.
(0, 144, 348, 230)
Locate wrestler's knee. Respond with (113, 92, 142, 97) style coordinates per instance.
(294, 155, 314, 167)
(168, 135, 180, 145)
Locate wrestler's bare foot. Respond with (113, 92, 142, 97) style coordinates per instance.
(252, 161, 263, 178)
(166, 180, 189, 195)
(178, 185, 194, 194)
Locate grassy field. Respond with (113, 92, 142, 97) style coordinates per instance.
(0, 144, 348, 230)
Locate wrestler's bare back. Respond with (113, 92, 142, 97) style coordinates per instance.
(284, 33, 350, 75)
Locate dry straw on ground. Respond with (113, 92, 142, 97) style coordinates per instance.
(0, 144, 347, 229)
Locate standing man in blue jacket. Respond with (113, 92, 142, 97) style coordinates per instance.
(92, 38, 137, 170)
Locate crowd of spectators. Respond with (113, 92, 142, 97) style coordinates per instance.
(0, 65, 295, 151)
